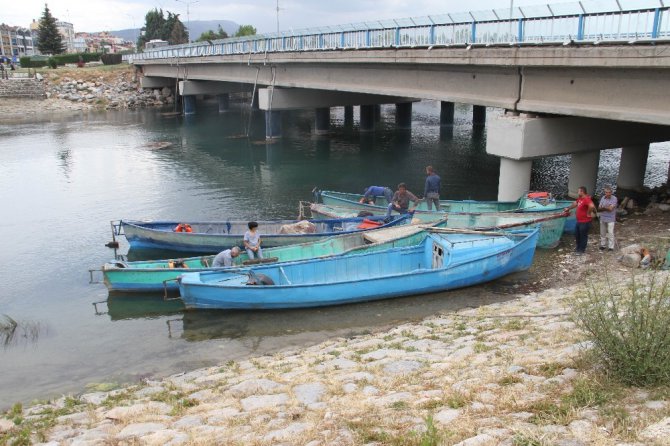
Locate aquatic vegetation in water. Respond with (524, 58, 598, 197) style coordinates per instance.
(0, 314, 47, 348)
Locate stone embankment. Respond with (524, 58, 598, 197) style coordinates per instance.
(2, 272, 669, 445)
(0, 65, 174, 118)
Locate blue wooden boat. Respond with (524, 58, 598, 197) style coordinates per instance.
(116, 215, 411, 252)
(178, 227, 540, 310)
(100, 224, 436, 293)
(309, 202, 567, 249)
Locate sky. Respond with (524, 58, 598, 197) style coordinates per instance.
(5, 0, 559, 33)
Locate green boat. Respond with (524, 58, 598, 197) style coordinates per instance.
(309, 203, 567, 249)
(99, 224, 438, 293)
(316, 189, 558, 213)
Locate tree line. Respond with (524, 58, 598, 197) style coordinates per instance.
(33, 3, 258, 55)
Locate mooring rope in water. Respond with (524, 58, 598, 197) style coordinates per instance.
(245, 66, 261, 137)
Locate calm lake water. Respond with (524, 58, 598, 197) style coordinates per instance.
(0, 100, 667, 408)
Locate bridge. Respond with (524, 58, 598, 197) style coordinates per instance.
(126, 0, 670, 200)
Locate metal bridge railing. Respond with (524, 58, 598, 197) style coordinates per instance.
(125, 0, 670, 62)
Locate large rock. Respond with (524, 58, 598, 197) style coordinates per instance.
(293, 382, 326, 405)
(229, 378, 281, 398)
(240, 393, 289, 411)
(640, 417, 670, 443)
(116, 422, 166, 440)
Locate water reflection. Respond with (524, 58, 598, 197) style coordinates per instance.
(103, 295, 184, 321)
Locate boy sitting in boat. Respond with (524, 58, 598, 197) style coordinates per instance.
(244, 221, 263, 260)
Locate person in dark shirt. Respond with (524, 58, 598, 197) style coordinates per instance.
(385, 183, 420, 217)
(423, 165, 441, 211)
(359, 186, 394, 205)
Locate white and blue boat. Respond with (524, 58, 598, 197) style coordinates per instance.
(116, 215, 410, 252)
(178, 227, 540, 310)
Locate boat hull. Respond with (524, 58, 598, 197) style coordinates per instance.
(310, 203, 566, 249)
(120, 215, 408, 252)
(179, 229, 540, 310)
(103, 225, 431, 292)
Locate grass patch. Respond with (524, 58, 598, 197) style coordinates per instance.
(445, 392, 471, 409)
(570, 272, 670, 386)
(498, 375, 523, 386)
(1, 398, 86, 445)
(473, 342, 493, 353)
(535, 362, 566, 378)
(528, 375, 621, 425)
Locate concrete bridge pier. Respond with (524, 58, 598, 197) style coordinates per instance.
(344, 106, 354, 127)
(473, 105, 486, 126)
(374, 104, 382, 122)
(617, 144, 649, 191)
(486, 113, 670, 201)
(396, 102, 412, 129)
(440, 101, 455, 126)
(315, 107, 330, 135)
(217, 94, 230, 113)
(183, 95, 196, 115)
(360, 105, 375, 132)
(265, 110, 282, 140)
(498, 158, 533, 201)
(568, 151, 600, 198)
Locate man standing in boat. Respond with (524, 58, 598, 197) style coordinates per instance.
(564, 186, 597, 255)
(386, 183, 420, 217)
(359, 186, 394, 205)
(423, 165, 441, 211)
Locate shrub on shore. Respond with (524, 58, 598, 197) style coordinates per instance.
(570, 272, 670, 386)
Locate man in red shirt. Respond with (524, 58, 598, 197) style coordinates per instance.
(564, 186, 597, 255)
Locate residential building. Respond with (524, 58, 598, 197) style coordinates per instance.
(0, 24, 36, 60)
(56, 21, 75, 53)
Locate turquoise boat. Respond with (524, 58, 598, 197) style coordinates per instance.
(178, 228, 540, 310)
(309, 202, 567, 249)
(101, 224, 437, 293)
(316, 189, 558, 213)
(117, 214, 410, 253)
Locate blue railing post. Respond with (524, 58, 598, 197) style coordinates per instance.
(282, 36, 286, 51)
(366, 29, 371, 47)
(395, 27, 400, 46)
(471, 21, 477, 43)
(652, 8, 662, 38)
(577, 14, 585, 40)
(429, 25, 435, 45)
(340, 32, 345, 48)
(517, 18, 524, 42)
(253, 40, 258, 53)
(319, 34, 324, 49)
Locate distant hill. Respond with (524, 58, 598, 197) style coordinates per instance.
(108, 20, 240, 43)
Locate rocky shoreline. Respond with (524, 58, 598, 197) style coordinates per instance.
(0, 64, 173, 120)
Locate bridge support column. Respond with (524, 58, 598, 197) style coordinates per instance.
(344, 106, 354, 126)
(265, 110, 282, 140)
(217, 93, 230, 113)
(183, 95, 196, 115)
(395, 102, 412, 129)
(617, 144, 649, 191)
(374, 104, 382, 122)
(440, 101, 455, 126)
(360, 105, 375, 132)
(498, 158, 533, 201)
(473, 105, 486, 126)
(568, 151, 600, 198)
(315, 107, 330, 135)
